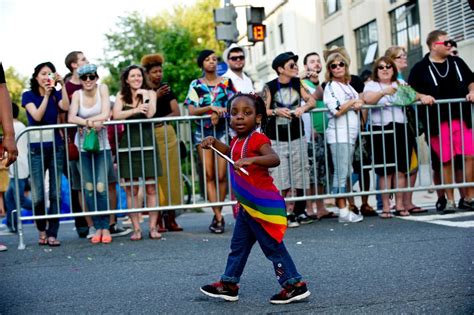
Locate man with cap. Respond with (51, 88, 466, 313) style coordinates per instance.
(262, 52, 316, 228)
(222, 44, 254, 93)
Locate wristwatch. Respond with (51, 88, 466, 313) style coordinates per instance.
(272, 108, 277, 116)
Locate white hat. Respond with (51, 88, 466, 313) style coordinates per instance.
(223, 43, 246, 64)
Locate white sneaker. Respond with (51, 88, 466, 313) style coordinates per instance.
(338, 211, 363, 223)
(86, 227, 96, 239)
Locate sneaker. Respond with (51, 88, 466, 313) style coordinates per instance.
(269, 281, 311, 304)
(338, 211, 363, 223)
(86, 227, 97, 239)
(200, 281, 239, 302)
(209, 216, 225, 234)
(442, 200, 457, 214)
(287, 214, 300, 228)
(109, 224, 132, 238)
(435, 196, 447, 212)
(458, 198, 474, 210)
(297, 213, 314, 225)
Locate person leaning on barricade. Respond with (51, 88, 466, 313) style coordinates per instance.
(68, 64, 114, 244)
(22, 62, 69, 246)
(322, 46, 363, 223)
(408, 30, 474, 213)
(113, 65, 162, 241)
(362, 56, 422, 218)
(141, 53, 183, 233)
(184, 50, 236, 234)
(262, 52, 316, 228)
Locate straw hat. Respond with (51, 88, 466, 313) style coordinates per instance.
(323, 46, 350, 66)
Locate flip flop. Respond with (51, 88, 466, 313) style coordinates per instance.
(393, 210, 410, 217)
(408, 207, 427, 214)
(317, 212, 338, 220)
(379, 212, 394, 219)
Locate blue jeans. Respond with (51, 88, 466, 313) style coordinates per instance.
(329, 143, 355, 194)
(221, 207, 302, 287)
(80, 150, 111, 230)
(5, 178, 32, 231)
(30, 145, 64, 238)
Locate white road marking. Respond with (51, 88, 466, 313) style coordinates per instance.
(399, 212, 474, 228)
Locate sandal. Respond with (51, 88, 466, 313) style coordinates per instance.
(130, 229, 142, 241)
(360, 203, 378, 217)
(90, 234, 102, 244)
(47, 237, 61, 247)
(379, 211, 394, 219)
(38, 232, 48, 246)
(101, 234, 112, 244)
(149, 228, 162, 240)
(408, 206, 427, 214)
(393, 210, 410, 217)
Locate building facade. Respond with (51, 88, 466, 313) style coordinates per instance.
(233, 0, 474, 91)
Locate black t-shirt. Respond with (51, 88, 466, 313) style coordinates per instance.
(265, 77, 303, 141)
(0, 63, 6, 84)
(154, 83, 177, 118)
(408, 54, 474, 135)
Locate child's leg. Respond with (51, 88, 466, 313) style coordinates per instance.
(221, 208, 256, 284)
(244, 211, 302, 287)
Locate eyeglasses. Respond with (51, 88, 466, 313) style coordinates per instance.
(395, 54, 407, 59)
(330, 62, 345, 70)
(80, 74, 97, 81)
(434, 40, 456, 47)
(286, 63, 298, 69)
(377, 64, 392, 70)
(229, 56, 245, 61)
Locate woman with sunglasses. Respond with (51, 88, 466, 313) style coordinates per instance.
(113, 65, 161, 241)
(323, 46, 364, 223)
(384, 46, 425, 214)
(362, 56, 419, 218)
(184, 50, 236, 234)
(22, 61, 69, 246)
(68, 64, 113, 243)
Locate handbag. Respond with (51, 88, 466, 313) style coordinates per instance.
(392, 85, 425, 136)
(83, 128, 100, 153)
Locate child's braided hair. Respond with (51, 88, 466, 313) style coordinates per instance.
(227, 92, 268, 132)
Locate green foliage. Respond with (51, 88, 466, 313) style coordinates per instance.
(101, 0, 224, 102)
(5, 67, 28, 126)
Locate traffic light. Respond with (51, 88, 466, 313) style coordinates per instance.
(214, 5, 239, 43)
(246, 7, 266, 43)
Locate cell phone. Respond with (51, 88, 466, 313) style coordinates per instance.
(161, 82, 168, 86)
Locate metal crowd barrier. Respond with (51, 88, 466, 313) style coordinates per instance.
(10, 98, 473, 249)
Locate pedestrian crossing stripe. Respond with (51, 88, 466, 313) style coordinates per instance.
(399, 212, 474, 228)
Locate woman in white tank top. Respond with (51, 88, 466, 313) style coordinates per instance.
(68, 64, 113, 244)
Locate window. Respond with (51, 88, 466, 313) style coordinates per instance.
(389, 1, 422, 77)
(355, 20, 378, 74)
(278, 23, 284, 44)
(262, 39, 266, 56)
(326, 36, 344, 49)
(433, 0, 474, 42)
(324, 0, 341, 18)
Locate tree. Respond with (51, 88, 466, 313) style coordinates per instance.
(102, 0, 223, 102)
(5, 67, 27, 126)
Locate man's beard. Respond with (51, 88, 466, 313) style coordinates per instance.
(230, 65, 244, 72)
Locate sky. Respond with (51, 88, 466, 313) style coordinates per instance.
(0, 0, 198, 78)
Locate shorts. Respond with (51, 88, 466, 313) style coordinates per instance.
(70, 152, 117, 190)
(269, 138, 309, 191)
(430, 120, 474, 163)
(372, 123, 415, 176)
(192, 126, 226, 147)
(307, 134, 328, 186)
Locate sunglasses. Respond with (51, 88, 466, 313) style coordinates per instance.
(286, 62, 298, 69)
(395, 54, 407, 59)
(434, 40, 456, 47)
(229, 56, 245, 61)
(80, 74, 97, 81)
(377, 64, 392, 70)
(330, 62, 345, 70)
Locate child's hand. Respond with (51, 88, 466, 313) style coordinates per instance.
(201, 136, 216, 149)
(210, 112, 219, 125)
(234, 157, 254, 169)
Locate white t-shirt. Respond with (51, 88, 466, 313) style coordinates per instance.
(9, 121, 29, 179)
(324, 81, 360, 144)
(364, 80, 406, 126)
(223, 69, 254, 93)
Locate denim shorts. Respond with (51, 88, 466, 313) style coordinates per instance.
(192, 126, 227, 147)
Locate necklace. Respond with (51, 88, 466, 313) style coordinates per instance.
(377, 82, 394, 104)
(429, 58, 449, 78)
(335, 81, 357, 100)
(230, 130, 256, 160)
(201, 77, 220, 105)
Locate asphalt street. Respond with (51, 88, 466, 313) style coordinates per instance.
(1, 206, 473, 314)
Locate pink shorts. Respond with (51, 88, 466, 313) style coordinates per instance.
(430, 120, 474, 163)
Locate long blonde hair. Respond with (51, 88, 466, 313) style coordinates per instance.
(384, 46, 406, 61)
(324, 53, 351, 83)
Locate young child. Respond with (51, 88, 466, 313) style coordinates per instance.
(199, 93, 310, 304)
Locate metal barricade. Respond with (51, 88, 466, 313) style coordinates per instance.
(10, 97, 473, 248)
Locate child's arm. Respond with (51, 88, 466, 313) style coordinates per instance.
(234, 143, 280, 169)
(201, 136, 230, 155)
